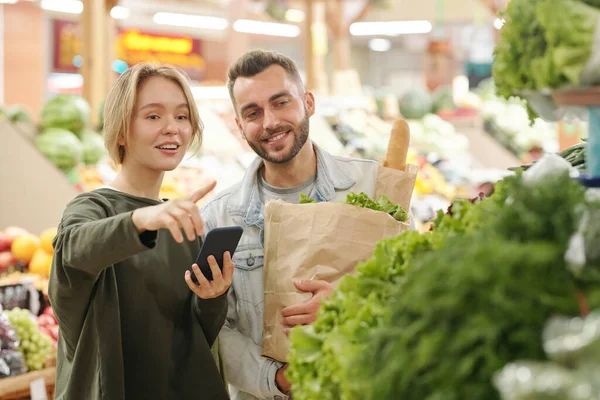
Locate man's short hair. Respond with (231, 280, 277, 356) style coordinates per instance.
(227, 49, 304, 110)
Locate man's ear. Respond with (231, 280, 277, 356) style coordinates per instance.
(235, 117, 246, 140)
(305, 91, 316, 117)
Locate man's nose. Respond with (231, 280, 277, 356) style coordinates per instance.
(263, 108, 280, 131)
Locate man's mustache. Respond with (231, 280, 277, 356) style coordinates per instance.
(261, 125, 294, 140)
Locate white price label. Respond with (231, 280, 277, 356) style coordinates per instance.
(30, 377, 47, 400)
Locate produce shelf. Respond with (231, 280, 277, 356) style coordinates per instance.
(0, 367, 55, 400)
(0, 121, 79, 234)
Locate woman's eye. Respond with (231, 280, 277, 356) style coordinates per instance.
(177, 115, 189, 120)
(147, 115, 159, 120)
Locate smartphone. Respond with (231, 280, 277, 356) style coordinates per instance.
(193, 226, 243, 283)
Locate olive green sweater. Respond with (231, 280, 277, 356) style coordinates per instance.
(48, 188, 229, 400)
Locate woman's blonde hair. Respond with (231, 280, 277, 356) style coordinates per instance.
(103, 62, 202, 164)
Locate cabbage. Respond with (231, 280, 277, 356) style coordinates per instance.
(40, 95, 91, 137)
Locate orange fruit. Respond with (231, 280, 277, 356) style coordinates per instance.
(11, 234, 40, 263)
(28, 248, 52, 277)
(39, 228, 57, 254)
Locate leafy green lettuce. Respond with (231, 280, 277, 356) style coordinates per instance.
(493, 0, 600, 111)
(286, 231, 434, 400)
(299, 192, 408, 222)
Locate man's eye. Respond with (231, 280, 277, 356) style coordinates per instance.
(247, 112, 258, 119)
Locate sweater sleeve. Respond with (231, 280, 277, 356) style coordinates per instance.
(192, 293, 228, 347)
(48, 192, 156, 356)
(54, 193, 157, 276)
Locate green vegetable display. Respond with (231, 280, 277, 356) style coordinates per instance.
(494, 310, 600, 400)
(510, 140, 587, 172)
(288, 169, 600, 400)
(299, 192, 408, 223)
(352, 171, 600, 400)
(493, 0, 600, 115)
(287, 231, 435, 400)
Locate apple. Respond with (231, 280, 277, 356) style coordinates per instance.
(0, 251, 15, 270)
(42, 306, 56, 321)
(48, 326, 59, 341)
(37, 314, 56, 328)
(0, 232, 11, 252)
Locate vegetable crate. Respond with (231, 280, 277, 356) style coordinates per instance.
(0, 367, 55, 400)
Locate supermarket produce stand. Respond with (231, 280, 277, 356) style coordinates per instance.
(0, 121, 79, 234)
(447, 115, 521, 170)
(552, 87, 600, 187)
(0, 366, 55, 400)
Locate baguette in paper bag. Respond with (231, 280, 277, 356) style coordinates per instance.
(261, 119, 418, 362)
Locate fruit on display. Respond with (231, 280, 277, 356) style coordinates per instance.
(0, 226, 56, 279)
(5, 308, 54, 371)
(80, 129, 107, 166)
(399, 88, 432, 120)
(39, 228, 57, 255)
(37, 307, 59, 348)
(0, 105, 32, 123)
(34, 127, 84, 173)
(39, 94, 91, 137)
(78, 165, 106, 191)
(10, 235, 40, 264)
(28, 250, 52, 278)
(430, 85, 456, 114)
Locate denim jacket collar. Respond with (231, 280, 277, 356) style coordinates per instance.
(228, 143, 355, 228)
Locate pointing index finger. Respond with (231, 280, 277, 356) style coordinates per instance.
(189, 180, 217, 204)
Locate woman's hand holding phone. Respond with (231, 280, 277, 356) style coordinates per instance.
(185, 252, 234, 299)
(131, 181, 216, 243)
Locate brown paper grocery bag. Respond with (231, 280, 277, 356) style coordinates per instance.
(261, 163, 418, 362)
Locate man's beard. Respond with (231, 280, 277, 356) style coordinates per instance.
(245, 113, 310, 164)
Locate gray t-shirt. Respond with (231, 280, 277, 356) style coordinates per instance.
(258, 170, 317, 205)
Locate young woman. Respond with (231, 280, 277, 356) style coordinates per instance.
(48, 63, 233, 400)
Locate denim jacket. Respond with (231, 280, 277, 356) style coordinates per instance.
(201, 145, 396, 400)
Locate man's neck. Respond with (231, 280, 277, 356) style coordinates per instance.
(110, 162, 165, 201)
(262, 141, 317, 188)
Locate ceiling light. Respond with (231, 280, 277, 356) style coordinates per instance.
(153, 12, 229, 30)
(233, 19, 300, 37)
(368, 38, 391, 52)
(111, 6, 130, 20)
(350, 20, 432, 36)
(285, 9, 305, 23)
(41, 0, 83, 14)
(493, 17, 505, 30)
(0, 0, 19, 4)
